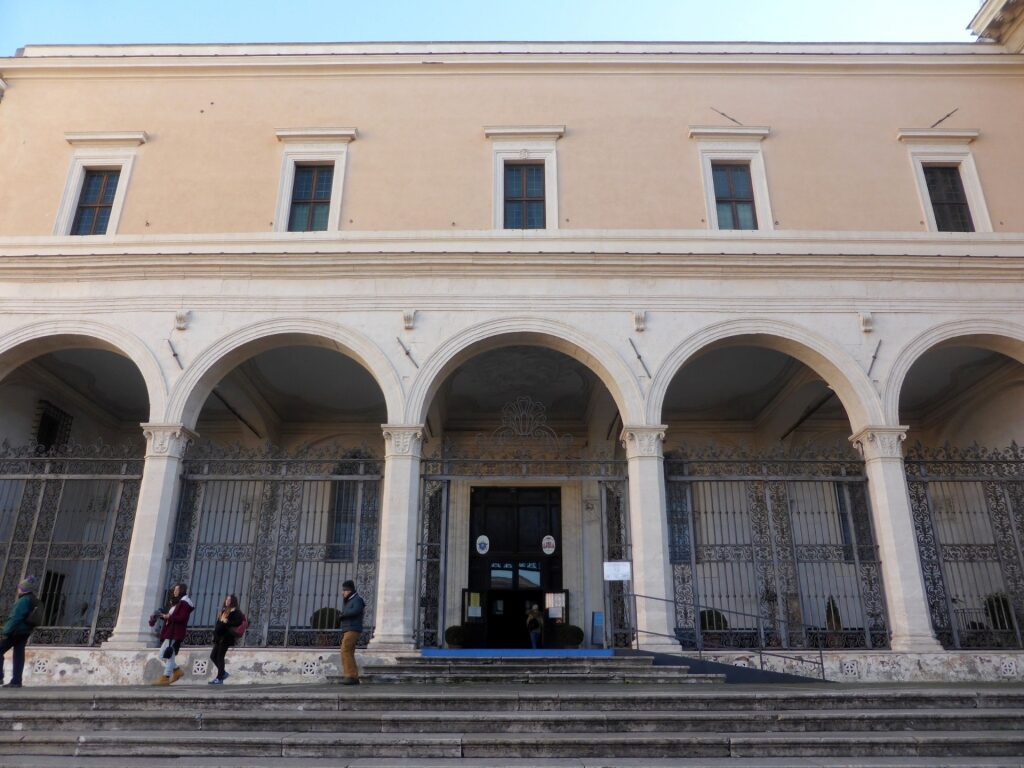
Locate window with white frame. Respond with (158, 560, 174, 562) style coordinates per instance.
(898, 130, 991, 233)
(54, 132, 146, 236)
(274, 128, 356, 233)
(484, 126, 564, 230)
(689, 126, 773, 231)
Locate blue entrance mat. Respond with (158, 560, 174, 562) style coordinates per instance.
(421, 648, 614, 658)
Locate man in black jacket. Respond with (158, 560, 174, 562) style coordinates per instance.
(338, 579, 365, 685)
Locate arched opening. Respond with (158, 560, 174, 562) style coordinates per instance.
(166, 338, 389, 649)
(415, 340, 630, 649)
(0, 338, 151, 645)
(898, 337, 1024, 650)
(658, 342, 889, 652)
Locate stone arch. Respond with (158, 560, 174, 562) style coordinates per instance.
(648, 318, 884, 432)
(166, 318, 404, 429)
(406, 317, 644, 426)
(0, 319, 166, 420)
(885, 318, 1024, 425)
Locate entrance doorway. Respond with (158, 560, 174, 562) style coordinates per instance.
(464, 487, 562, 648)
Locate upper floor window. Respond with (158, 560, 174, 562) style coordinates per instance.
(485, 125, 564, 230)
(922, 166, 974, 233)
(689, 126, 773, 231)
(71, 169, 121, 235)
(54, 132, 146, 237)
(711, 163, 757, 230)
(504, 163, 546, 229)
(288, 164, 334, 232)
(898, 129, 991, 233)
(274, 128, 356, 233)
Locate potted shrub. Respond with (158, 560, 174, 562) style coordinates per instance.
(444, 625, 465, 649)
(551, 623, 584, 649)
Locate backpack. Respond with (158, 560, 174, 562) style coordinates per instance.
(232, 613, 248, 639)
(25, 599, 44, 629)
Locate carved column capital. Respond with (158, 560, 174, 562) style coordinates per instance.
(849, 426, 908, 461)
(619, 425, 667, 460)
(141, 423, 197, 460)
(382, 424, 425, 459)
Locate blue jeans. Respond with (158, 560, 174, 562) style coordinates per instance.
(0, 633, 29, 685)
(529, 630, 541, 649)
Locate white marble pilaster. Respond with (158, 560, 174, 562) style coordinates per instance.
(104, 423, 196, 649)
(620, 425, 678, 650)
(368, 424, 424, 651)
(850, 426, 943, 652)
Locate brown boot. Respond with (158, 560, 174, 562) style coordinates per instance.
(170, 668, 184, 684)
(152, 676, 170, 686)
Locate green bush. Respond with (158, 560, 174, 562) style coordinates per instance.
(551, 624, 584, 648)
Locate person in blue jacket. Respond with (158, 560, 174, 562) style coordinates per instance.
(1, 576, 39, 688)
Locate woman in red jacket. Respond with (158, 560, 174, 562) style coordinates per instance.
(153, 583, 193, 686)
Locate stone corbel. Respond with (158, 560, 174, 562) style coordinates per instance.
(141, 423, 198, 460)
(382, 424, 425, 458)
(619, 425, 667, 460)
(849, 426, 908, 462)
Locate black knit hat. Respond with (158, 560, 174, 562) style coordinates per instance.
(342, 580, 356, 591)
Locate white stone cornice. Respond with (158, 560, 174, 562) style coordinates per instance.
(382, 424, 425, 458)
(484, 125, 565, 141)
(849, 426, 908, 461)
(141, 423, 197, 460)
(620, 425, 667, 459)
(688, 126, 770, 141)
(64, 131, 148, 146)
(897, 129, 979, 144)
(275, 128, 357, 143)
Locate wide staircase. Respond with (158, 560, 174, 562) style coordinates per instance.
(1, 655, 1023, 766)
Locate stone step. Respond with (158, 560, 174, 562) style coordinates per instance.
(6, 758, 1024, 768)
(4, 686, 1024, 713)
(362, 663, 679, 675)
(0, 707, 1021, 734)
(353, 671, 717, 685)
(2, 729, 1023, 759)
(395, 656, 656, 666)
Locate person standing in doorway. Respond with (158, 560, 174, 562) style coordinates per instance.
(526, 604, 544, 650)
(209, 594, 244, 685)
(338, 579, 365, 685)
(153, 583, 193, 686)
(1, 576, 40, 688)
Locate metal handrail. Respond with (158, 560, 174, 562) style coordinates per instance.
(626, 592, 827, 681)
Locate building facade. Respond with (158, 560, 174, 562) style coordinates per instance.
(0, 2, 1022, 683)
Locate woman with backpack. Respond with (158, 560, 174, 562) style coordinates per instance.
(0, 576, 40, 688)
(209, 594, 245, 685)
(153, 583, 193, 686)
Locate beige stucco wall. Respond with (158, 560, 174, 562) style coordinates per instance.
(0, 45, 1022, 236)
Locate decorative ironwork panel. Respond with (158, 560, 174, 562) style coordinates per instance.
(414, 478, 446, 648)
(665, 447, 889, 651)
(602, 480, 634, 648)
(169, 445, 383, 648)
(0, 442, 144, 646)
(904, 444, 1024, 650)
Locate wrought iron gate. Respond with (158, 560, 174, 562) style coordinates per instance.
(0, 442, 142, 645)
(906, 444, 1024, 649)
(665, 450, 889, 650)
(166, 445, 381, 648)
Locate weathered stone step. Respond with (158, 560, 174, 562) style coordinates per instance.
(0, 707, 1021, 734)
(3, 729, 1024, 759)
(394, 656, 656, 666)
(355, 670, 715, 685)
(6, 758, 1024, 768)
(4, 686, 1024, 713)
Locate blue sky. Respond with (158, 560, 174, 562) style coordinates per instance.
(1, 0, 980, 57)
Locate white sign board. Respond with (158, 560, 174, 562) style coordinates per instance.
(541, 535, 556, 555)
(475, 535, 490, 555)
(603, 561, 632, 582)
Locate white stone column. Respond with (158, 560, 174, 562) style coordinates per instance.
(104, 423, 196, 649)
(368, 424, 424, 652)
(620, 425, 678, 650)
(850, 426, 943, 652)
